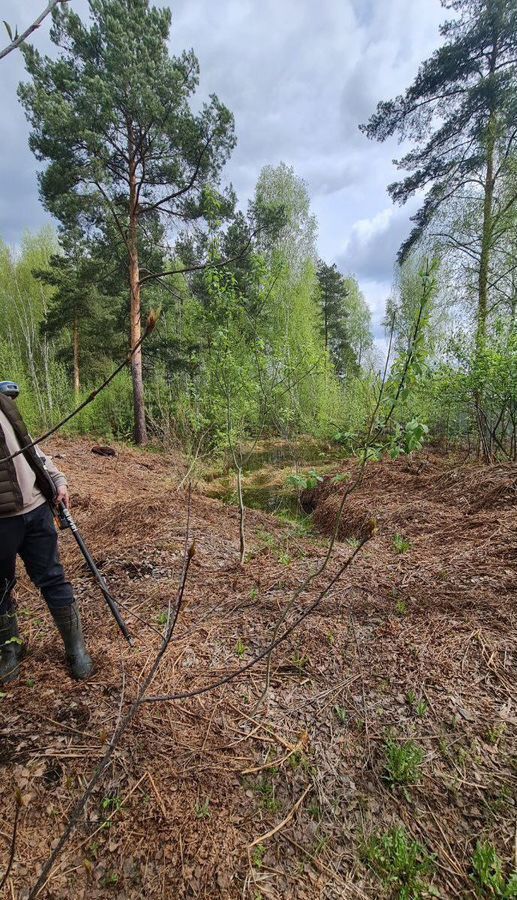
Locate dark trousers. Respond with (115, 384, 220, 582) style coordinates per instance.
(0, 502, 74, 615)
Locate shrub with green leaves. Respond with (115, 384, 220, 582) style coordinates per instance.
(286, 470, 324, 491)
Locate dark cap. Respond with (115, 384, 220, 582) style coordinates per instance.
(0, 381, 20, 399)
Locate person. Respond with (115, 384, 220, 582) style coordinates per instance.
(0, 381, 93, 684)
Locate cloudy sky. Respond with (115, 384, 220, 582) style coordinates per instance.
(0, 0, 446, 342)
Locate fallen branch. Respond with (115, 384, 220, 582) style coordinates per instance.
(241, 734, 308, 775)
(0, 791, 21, 892)
(248, 784, 312, 849)
(27, 487, 193, 899)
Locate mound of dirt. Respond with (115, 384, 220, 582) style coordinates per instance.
(0, 442, 516, 899)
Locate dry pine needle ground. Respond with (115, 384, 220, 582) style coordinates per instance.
(0, 439, 516, 899)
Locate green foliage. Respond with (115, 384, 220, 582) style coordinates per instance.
(393, 534, 411, 554)
(252, 844, 266, 869)
(4, 5, 380, 453)
(363, 826, 435, 899)
(235, 638, 247, 658)
(195, 799, 211, 820)
(334, 706, 348, 725)
(471, 841, 517, 897)
(286, 470, 323, 491)
(361, 0, 517, 263)
(254, 777, 281, 813)
(316, 262, 371, 378)
(291, 651, 308, 671)
(407, 692, 428, 718)
(383, 737, 424, 786)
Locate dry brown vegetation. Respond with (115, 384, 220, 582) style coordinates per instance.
(0, 440, 516, 898)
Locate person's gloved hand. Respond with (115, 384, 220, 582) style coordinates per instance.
(56, 485, 71, 509)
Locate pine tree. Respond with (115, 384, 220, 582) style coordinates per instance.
(19, 0, 236, 444)
(361, 0, 517, 353)
(316, 261, 352, 376)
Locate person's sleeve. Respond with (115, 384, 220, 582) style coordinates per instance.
(36, 446, 68, 490)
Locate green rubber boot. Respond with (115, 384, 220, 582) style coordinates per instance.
(0, 606, 24, 685)
(51, 601, 93, 680)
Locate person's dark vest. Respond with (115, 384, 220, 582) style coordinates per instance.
(0, 395, 57, 515)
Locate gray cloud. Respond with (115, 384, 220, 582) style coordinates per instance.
(337, 199, 421, 284)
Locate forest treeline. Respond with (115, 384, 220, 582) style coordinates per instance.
(0, 0, 516, 461)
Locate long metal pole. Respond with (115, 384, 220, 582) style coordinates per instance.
(58, 502, 133, 645)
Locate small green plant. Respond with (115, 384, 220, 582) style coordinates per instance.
(384, 737, 424, 786)
(290, 516, 314, 538)
(313, 835, 329, 856)
(346, 537, 361, 549)
(99, 794, 123, 829)
(334, 705, 348, 725)
(332, 472, 351, 484)
(395, 598, 408, 616)
(101, 871, 119, 888)
(255, 777, 281, 813)
(333, 430, 357, 449)
(486, 723, 506, 746)
(291, 651, 308, 672)
(288, 751, 310, 771)
(363, 826, 435, 899)
(88, 840, 100, 858)
(308, 801, 322, 821)
(101, 795, 123, 813)
(257, 529, 277, 549)
(252, 844, 266, 869)
(471, 840, 517, 897)
(156, 611, 168, 626)
(249, 588, 259, 600)
(393, 534, 411, 554)
(406, 692, 428, 717)
(195, 798, 211, 820)
(235, 638, 247, 658)
(5, 635, 23, 646)
(278, 550, 292, 566)
(327, 631, 335, 646)
(415, 700, 428, 718)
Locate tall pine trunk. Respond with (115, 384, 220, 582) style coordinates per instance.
(128, 137, 148, 446)
(73, 314, 80, 397)
(477, 118, 496, 355)
(475, 132, 495, 461)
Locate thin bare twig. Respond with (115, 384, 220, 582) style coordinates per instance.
(0, 0, 69, 61)
(143, 532, 373, 704)
(248, 784, 312, 849)
(27, 488, 194, 899)
(0, 793, 21, 892)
